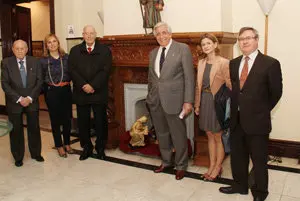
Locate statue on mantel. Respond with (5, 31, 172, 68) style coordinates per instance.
(139, 0, 164, 34)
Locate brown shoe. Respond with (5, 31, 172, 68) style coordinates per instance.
(154, 165, 174, 173)
(175, 170, 185, 180)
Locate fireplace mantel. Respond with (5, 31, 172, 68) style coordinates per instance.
(100, 32, 237, 68)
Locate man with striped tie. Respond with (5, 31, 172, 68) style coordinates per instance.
(1, 40, 44, 167)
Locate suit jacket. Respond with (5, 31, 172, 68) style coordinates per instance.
(68, 41, 112, 105)
(1, 56, 43, 114)
(230, 51, 282, 135)
(146, 40, 195, 114)
(194, 56, 231, 113)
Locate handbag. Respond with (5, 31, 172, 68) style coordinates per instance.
(214, 84, 231, 130)
(222, 128, 230, 154)
(221, 98, 231, 154)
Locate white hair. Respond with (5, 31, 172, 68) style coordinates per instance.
(153, 22, 172, 36)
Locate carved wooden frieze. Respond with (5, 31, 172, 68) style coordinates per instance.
(100, 32, 237, 67)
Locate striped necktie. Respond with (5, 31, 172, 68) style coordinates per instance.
(19, 60, 27, 87)
(159, 47, 166, 72)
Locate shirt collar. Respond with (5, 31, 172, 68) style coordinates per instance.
(243, 49, 258, 61)
(17, 56, 26, 64)
(86, 42, 95, 50)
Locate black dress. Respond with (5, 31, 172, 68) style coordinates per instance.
(199, 63, 221, 133)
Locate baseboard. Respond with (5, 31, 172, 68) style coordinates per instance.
(269, 138, 300, 160)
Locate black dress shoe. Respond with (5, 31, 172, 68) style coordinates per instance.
(253, 197, 264, 201)
(219, 186, 248, 195)
(154, 165, 175, 173)
(33, 156, 45, 162)
(79, 147, 93, 161)
(96, 149, 106, 160)
(15, 160, 23, 167)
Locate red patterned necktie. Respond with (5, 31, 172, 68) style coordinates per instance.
(240, 56, 249, 89)
(87, 47, 92, 54)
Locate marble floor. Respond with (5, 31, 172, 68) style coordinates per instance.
(1, 129, 300, 201)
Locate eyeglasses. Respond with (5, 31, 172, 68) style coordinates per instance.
(237, 36, 257, 42)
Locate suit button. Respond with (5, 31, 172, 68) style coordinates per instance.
(240, 92, 243, 95)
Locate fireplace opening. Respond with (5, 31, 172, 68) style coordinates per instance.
(124, 83, 194, 151)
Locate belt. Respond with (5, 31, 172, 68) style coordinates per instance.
(48, 82, 70, 87)
(202, 88, 211, 93)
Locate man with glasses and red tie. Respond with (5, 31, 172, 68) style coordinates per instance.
(1, 40, 44, 167)
(219, 27, 283, 201)
(68, 25, 112, 161)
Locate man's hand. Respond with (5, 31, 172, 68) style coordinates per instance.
(182, 103, 193, 116)
(82, 84, 95, 94)
(20, 97, 31, 107)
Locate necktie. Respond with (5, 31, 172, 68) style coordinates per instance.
(240, 56, 249, 89)
(19, 60, 26, 88)
(87, 47, 92, 54)
(159, 47, 166, 72)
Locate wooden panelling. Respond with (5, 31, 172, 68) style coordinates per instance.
(32, 40, 43, 57)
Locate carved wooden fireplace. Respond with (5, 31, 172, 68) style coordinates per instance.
(100, 32, 237, 166)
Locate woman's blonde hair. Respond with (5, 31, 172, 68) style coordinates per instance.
(43, 33, 66, 57)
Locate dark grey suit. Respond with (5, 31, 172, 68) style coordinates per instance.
(1, 56, 43, 161)
(146, 40, 194, 170)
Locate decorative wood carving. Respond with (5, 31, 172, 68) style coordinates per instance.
(101, 32, 237, 68)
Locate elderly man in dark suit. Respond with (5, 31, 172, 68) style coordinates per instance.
(219, 27, 283, 201)
(68, 25, 112, 161)
(1, 40, 44, 167)
(146, 22, 195, 180)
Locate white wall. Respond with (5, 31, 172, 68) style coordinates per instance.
(55, 0, 104, 51)
(104, 0, 223, 35)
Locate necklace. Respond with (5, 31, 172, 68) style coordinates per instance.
(47, 56, 64, 86)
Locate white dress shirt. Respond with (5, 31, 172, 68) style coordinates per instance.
(17, 57, 27, 73)
(238, 49, 259, 78)
(86, 42, 95, 52)
(155, 39, 173, 77)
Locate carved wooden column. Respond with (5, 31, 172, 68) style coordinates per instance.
(100, 32, 237, 165)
